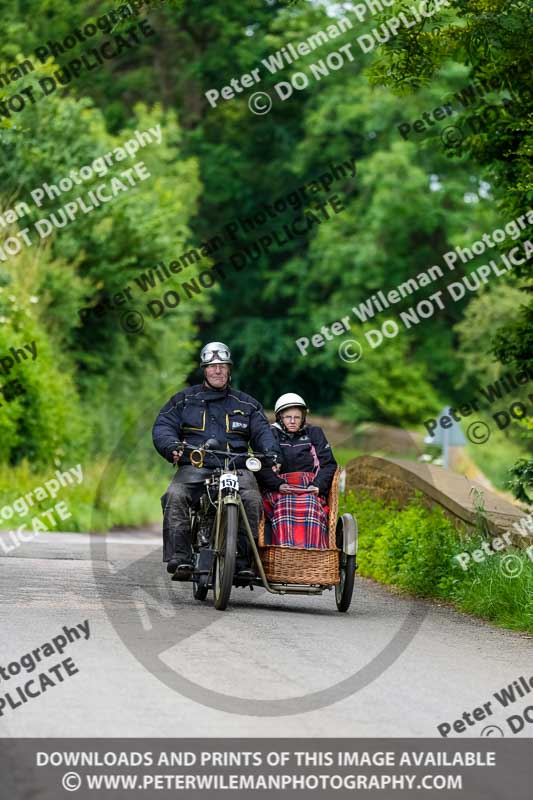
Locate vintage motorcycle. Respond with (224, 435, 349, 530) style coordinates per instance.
(171, 439, 357, 612)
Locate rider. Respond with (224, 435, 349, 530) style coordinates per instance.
(152, 342, 280, 579)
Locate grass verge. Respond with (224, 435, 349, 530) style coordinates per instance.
(0, 456, 169, 534)
(340, 490, 533, 634)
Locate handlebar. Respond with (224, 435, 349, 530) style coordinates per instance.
(172, 441, 278, 470)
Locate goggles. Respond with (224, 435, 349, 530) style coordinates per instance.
(203, 348, 231, 363)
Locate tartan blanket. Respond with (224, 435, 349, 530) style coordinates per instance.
(262, 471, 329, 550)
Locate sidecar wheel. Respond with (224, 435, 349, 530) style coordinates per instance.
(335, 514, 357, 613)
(335, 552, 356, 612)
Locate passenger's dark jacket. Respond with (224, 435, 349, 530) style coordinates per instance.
(258, 422, 337, 496)
(152, 383, 280, 466)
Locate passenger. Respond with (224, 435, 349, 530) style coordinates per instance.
(258, 393, 337, 549)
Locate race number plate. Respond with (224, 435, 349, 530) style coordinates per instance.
(220, 473, 239, 491)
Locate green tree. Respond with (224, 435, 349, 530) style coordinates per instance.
(0, 80, 203, 463)
(366, 0, 533, 492)
(454, 284, 527, 386)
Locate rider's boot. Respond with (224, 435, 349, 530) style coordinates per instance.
(235, 540, 256, 579)
(167, 558, 179, 574)
(235, 530, 261, 579)
(168, 522, 195, 576)
(167, 557, 178, 574)
(167, 553, 194, 577)
(173, 561, 194, 580)
(235, 564, 256, 579)
(235, 551, 257, 579)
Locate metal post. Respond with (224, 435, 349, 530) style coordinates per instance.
(443, 409, 449, 468)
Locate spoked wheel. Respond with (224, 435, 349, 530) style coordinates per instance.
(335, 552, 356, 612)
(335, 514, 357, 613)
(193, 573, 209, 601)
(213, 503, 238, 610)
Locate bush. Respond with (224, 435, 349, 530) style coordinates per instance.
(336, 330, 441, 426)
(0, 454, 171, 534)
(340, 490, 533, 632)
(0, 89, 203, 472)
(0, 246, 86, 466)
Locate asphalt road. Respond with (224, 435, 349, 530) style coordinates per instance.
(0, 529, 531, 738)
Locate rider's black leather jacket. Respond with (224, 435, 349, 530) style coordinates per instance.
(257, 422, 338, 496)
(152, 383, 280, 468)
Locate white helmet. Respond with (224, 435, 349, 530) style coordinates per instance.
(200, 341, 233, 367)
(274, 392, 308, 415)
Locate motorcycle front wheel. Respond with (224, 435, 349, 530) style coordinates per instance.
(213, 503, 238, 610)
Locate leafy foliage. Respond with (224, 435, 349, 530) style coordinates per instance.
(341, 491, 533, 631)
(0, 0, 529, 490)
(337, 330, 441, 425)
(508, 458, 533, 505)
(366, 0, 533, 490)
(0, 68, 201, 465)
